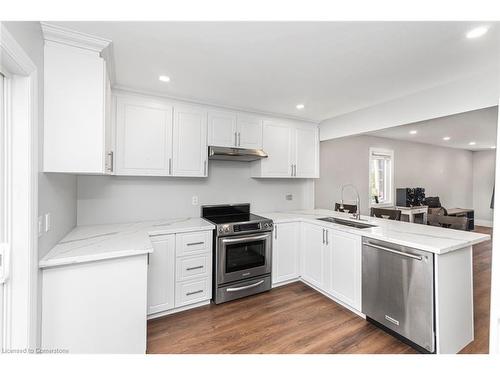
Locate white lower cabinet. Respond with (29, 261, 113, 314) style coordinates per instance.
(328, 230, 362, 311)
(147, 230, 212, 318)
(300, 223, 330, 290)
(272, 222, 300, 285)
(148, 235, 175, 314)
(298, 222, 362, 312)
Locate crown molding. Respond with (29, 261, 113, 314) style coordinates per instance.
(40, 22, 116, 84)
(41, 22, 111, 52)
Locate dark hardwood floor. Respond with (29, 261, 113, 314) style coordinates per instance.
(147, 226, 492, 354)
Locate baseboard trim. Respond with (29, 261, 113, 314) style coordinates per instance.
(475, 219, 493, 228)
(147, 300, 211, 320)
(272, 277, 301, 288)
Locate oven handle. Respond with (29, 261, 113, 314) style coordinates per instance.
(226, 280, 265, 292)
(220, 233, 270, 244)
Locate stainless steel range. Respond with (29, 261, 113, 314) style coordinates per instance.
(202, 204, 273, 304)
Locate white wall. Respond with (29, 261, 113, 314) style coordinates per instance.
(77, 162, 314, 225)
(320, 68, 500, 141)
(2, 22, 78, 258)
(315, 135, 474, 215)
(473, 150, 496, 226)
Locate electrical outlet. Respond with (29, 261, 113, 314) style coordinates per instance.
(286, 194, 293, 201)
(192, 196, 199, 206)
(38, 216, 44, 237)
(45, 213, 51, 232)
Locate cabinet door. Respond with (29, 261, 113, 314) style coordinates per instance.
(147, 235, 175, 315)
(330, 230, 362, 311)
(294, 126, 319, 178)
(115, 96, 173, 176)
(272, 222, 300, 285)
(172, 105, 208, 177)
(104, 71, 114, 174)
(43, 42, 108, 173)
(208, 110, 237, 147)
(301, 223, 326, 288)
(260, 120, 293, 177)
(237, 114, 263, 149)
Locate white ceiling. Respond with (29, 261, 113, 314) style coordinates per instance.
(367, 106, 498, 151)
(50, 21, 500, 122)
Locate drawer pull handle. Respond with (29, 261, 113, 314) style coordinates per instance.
(186, 289, 204, 296)
(226, 280, 264, 292)
(187, 241, 204, 246)
(186, 265, 204, 271)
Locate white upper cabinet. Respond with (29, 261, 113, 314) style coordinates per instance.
(208, 110, 263, 149)
(256, 120, 294, 177)
(208, 110, 238, 147)
(172, 105, 208, 177)
(253, 120, 319, 178)
(115, 96, 173, 176)
(294, 126, 319, 178)
(236, 114, 263, 149)
(43, 40, 112, 174)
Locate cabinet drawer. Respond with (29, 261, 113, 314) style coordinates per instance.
(175, 278, 211, 307)
(176, 254, 211, 281)
(176, 231, 211, 257)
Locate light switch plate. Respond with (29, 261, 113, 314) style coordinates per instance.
(45, 213, 51, 232)
(192, 196, 199, 206)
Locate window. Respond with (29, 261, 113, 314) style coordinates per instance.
(369, 148, 394, 206)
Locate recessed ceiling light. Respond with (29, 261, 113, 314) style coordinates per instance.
(159, 75, 171, 82)
(443, 136, 451, 141)
(296, 104, 305, 110)
(469, 141, 476, 146)
(409, 130, 417, 135)
(466, 26, 489, 39)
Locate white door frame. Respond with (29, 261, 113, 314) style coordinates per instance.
(0, 22, 39, 351)
(490, 101, 500, 354)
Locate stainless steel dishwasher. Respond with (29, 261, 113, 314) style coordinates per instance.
(362, 237, 435, 353)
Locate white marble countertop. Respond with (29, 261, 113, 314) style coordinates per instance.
(39, 217, 215, 269)
(256, 209, 490, 255)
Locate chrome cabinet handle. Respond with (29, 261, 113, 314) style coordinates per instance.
(291, 164, 294, 177)
(187, 241, 204, 246)
(275, 225, 278, 240)
(294, 164, 297, 176)
(325, 230, 329, 245)
(186, 265, 204, 271)
(186, 289, 204, 296)
(322, 229, 325, 244)
(362, 242, 423, 261)
(226, 280, 264, 292)
(234, 132, 237, 146)
(204, 160, 207, 176)
(107, 151, 114, 172)
(238, 132, 241, 147)
(169, 158, 172, 175)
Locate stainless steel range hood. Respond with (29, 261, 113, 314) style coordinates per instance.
(208, 146, 268, 162)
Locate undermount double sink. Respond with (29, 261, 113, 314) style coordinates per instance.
(317, 217, 377, 229)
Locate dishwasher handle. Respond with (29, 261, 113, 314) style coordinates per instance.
(363, 242, 423, 261)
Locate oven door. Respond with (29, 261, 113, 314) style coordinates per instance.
(217, 232, 272, 285)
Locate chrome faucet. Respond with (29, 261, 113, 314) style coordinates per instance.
(339, 184, 361, 220)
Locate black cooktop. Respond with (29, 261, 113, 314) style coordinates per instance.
(205, 213, 267, 224)
(201, 203, 268, 224)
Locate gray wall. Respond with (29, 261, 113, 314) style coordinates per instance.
(473, 150, 496, 225)
(3, 22, 78, 258)
(77, 161, 314, 225)
(315, 134, 474, 215)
